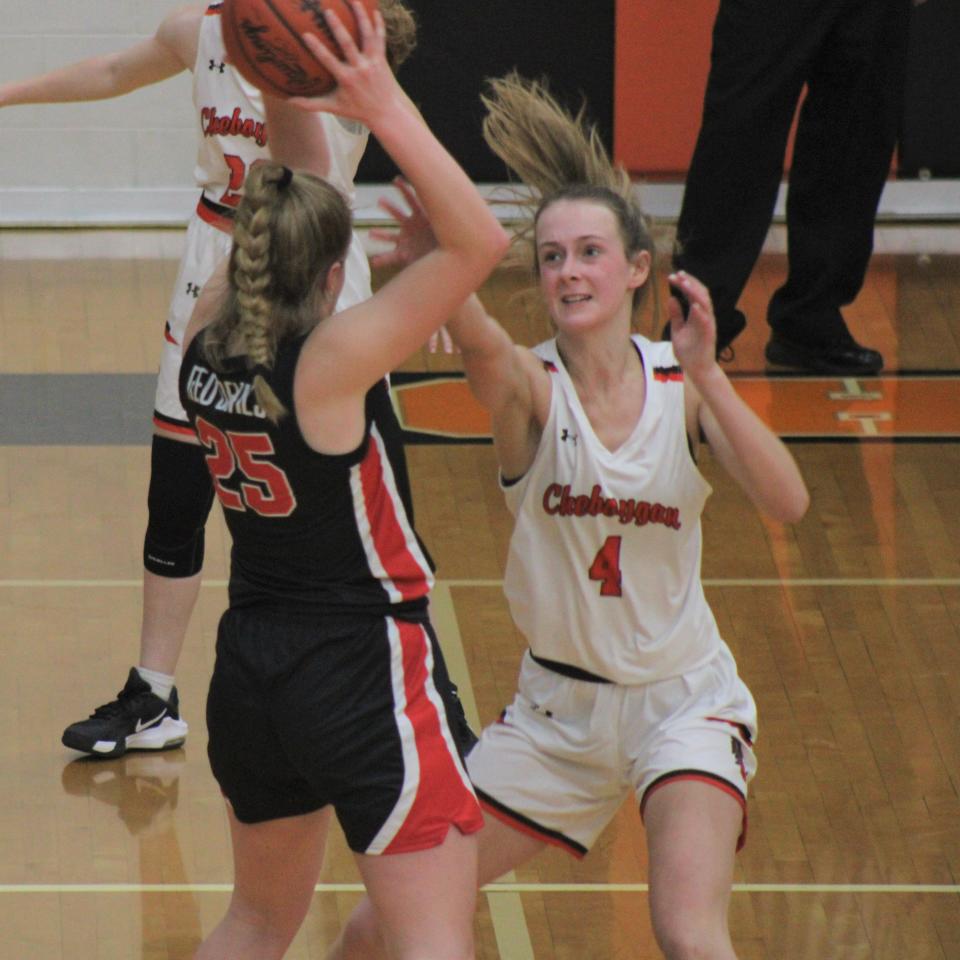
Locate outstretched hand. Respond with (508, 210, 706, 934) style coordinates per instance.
(368, 176, 437, 270)
(370, 177, 459, 353)
(285, 2, 397, 126)
(368, 178, 455, 354)
(667, 271, 717, 380)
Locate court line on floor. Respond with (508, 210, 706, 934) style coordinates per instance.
(1, 882, 958, 894)
(2, 578, 960, 589)
(430, 582, 535, 960)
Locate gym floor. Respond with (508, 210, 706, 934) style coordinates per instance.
(1, 221, 959, 958)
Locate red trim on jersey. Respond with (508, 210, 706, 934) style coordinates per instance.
(653, 365, 684, 382)
(196, 196, 234, 234)
(164, 322, 179, 346)
(478, 797, 587, 860)
(152, 414, 196, 438)
(358, 435, 432, 602)
(205, 4, 222, 15)
(641, 772, 749, 850)
(384, 620, 483, 853)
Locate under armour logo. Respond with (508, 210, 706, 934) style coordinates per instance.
(186, 282, 201, 298)
(209, 59, 226, 74)
(561, 428, 578, 445)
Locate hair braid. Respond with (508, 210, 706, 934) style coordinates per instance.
(232, 167, 287, 421)
(200, 161, 353, 422)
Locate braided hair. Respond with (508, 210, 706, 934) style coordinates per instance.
(202, 161, 351, 421)
(481, 73, 657, 325)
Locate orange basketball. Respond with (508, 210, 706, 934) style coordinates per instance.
(221, 0, 380, 99)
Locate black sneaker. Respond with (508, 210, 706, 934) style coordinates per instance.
(61, 668, 188, 757)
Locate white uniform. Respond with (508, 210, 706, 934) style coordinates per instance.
(467, 335, 758, 855)
(153, 2, 372, 434)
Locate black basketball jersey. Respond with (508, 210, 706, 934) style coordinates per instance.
(179, 332, 433, 616)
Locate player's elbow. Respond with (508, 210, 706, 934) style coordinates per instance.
(490, 226, 512, 267)
(453, 221, 510, 296)
(477, 222, 511, 270)
(770, 483, 810, 525)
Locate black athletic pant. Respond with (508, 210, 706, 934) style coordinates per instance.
(673, 0, 911, 346)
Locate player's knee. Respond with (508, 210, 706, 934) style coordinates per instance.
(143, 434, 214, 578)
(651, 907, 728, 960)
(220, 897, 297, 960)
(336, 900, 387, 960)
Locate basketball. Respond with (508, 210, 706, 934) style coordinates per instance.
(221, 0, 380, 99)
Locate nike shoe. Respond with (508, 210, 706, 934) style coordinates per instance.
(61, 668, 188, 757)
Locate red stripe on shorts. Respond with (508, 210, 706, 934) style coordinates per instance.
(477, 794, 587, 860)
(384, 620, 482, 854)
(641, 771, 749, 851)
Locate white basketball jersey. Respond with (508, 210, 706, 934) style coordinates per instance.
(193, 4, 369, 212)
(191, 4, 371, 309)
(501, 336, 722, 685)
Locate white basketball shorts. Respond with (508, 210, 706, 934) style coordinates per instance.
(467, 644, 757, 857)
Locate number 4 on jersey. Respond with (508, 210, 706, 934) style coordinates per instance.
(588, 535, 623, 597)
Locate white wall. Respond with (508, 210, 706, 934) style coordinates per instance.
(0, 2, 957, 226)
(0, 0, 197, 225)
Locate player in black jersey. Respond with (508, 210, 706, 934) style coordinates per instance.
(177, 7, 508, 960)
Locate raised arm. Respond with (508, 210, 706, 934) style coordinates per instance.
(262, 95, 332, 181)
(0, 4, 201, 107)
(294, 4, 509, 403)
(670, 271, 809, 523)
(370, 176, 547, 477)
(448, 296, 551, 479)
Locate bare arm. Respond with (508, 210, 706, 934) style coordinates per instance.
(449, 297, 549, 478)
(670, 271, 809, 523)
(370, 177, 545, 476)
(689, 370, 809, 522)
(262, 95, 331, 180)
(0, 4, 201, 107)
(292, 6, 509, 439)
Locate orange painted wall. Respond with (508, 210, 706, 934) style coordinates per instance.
(613, 0, 888, 180)
(614, 0, 719, 178)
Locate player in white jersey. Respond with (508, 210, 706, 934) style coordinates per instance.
(328, 76, 810, 960)
(0, 1, 418, 757)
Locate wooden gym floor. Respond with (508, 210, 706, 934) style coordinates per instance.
(1, 221, 960, 959)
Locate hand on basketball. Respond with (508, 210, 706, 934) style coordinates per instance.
(369, 177, 437, 270)
(287, 2, 396, 125)
(667, 271, 717, 379)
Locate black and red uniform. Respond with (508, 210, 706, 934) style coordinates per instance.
(179, 333, 482, 854)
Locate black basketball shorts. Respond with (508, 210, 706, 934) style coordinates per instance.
(207, 607, 482, 854)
